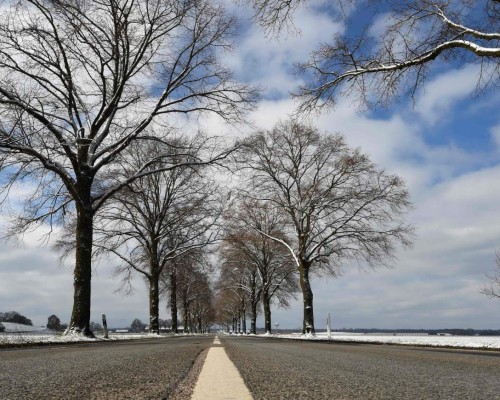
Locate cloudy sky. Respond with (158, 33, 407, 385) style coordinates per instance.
(1, 0, 500, 330)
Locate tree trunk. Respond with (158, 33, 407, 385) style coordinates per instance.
(149, 275, 160, 334)
(250, 300, 257, 334)
(250, 274, 258, 334)
(241, 298, 247, 334)
(170, 271, 178, 333)
(67, 201, 94, 337)
(263, 288, 272, 334)
(299, 259, 315, 334)
(182, 298, 188, 333)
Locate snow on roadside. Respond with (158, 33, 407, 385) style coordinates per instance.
(263, 332, 500, 349)
(0, 331, 168, 346)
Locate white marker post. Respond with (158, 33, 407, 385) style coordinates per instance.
(102, 313, 109, 339)
(326, 313, 331, 340)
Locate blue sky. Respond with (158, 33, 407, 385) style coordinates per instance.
(1, 0, 500, 330)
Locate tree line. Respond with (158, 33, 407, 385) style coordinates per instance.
(0, 311, 33, 326)
(0, 0, 498, 337)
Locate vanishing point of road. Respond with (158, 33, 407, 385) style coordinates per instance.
(1, 334, 500, 399)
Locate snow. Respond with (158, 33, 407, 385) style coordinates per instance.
(265, 332, 500, 349)
(1, 322, 51, 333)
(0, 329, 173, 346)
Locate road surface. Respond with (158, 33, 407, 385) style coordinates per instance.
(2, 334, 500, 399)
(0, 336, 212, 399)
(222, 335, 500, 399)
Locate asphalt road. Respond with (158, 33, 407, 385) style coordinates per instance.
(0, 336, 212, 400)
(3, 335, 500, 399)
(222, 336, 500, 400)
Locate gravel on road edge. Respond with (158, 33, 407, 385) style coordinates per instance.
(168, 348, 210, 400)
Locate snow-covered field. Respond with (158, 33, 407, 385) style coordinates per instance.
(274, 332, 500, 349)
(0, 323, 167, 346)
(1, 322, 51, 333)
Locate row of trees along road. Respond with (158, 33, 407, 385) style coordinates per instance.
(164, 249, 216, 334)
(0, 0, 256, 336)
(92, 139, 224, 335)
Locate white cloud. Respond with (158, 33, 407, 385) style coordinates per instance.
(226, 7, 344, 98)
(415, 64, 481, 125)
(490, 124, 500, 150)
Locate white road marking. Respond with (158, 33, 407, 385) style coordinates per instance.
(191, 336, 253, 400)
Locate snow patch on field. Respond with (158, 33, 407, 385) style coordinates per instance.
(0, 330, 166, 346)
(1, 322, 51, 333)
(271, 332, 500, 349)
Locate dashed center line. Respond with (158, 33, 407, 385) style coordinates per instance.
(191, 336, 253, 400)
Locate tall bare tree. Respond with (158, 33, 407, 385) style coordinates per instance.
(220, 198, 298, 334)
(0, 0, 256, 336)
(243, 120, 414, 334)
(482, 252, 500, 299)
(94, 139, 223, 334)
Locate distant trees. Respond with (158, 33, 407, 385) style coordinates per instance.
(47, 315, 62, 331)
(174, 252, 215, 334)
(243, 120, 414, 333)
(0, 0, 256, 337)
(0, 323, 4, 333)
(158, 319, 170, 330)
(89, 321, 103, 333)
(0, 311, 33, 326)
(130, 319, 147, 333)
(482, 252, 500, 299)
(217, 264, 252, 334)
(215, 287, 246, 333)
(219, 198, 298, 334)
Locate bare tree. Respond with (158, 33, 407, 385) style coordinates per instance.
(217, 259, 252, 334)
(94, 139, 223, 334)
(220, 198, 298, 334)
(243, 120, 414, 334)
(296, 0, 500, 112)
(0, 0, 256, 336)
(175, 252, 213, 334)
(162, 246, 213, 334)
(250, 0, 355, 35)
(189, 274, 216, 333)
(251, 0, 302, 34)
(214, 287, 242, 333)
(482, 252, 500, 298)
(250, 0, 500, 112)
(218, 259, 261, 334)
